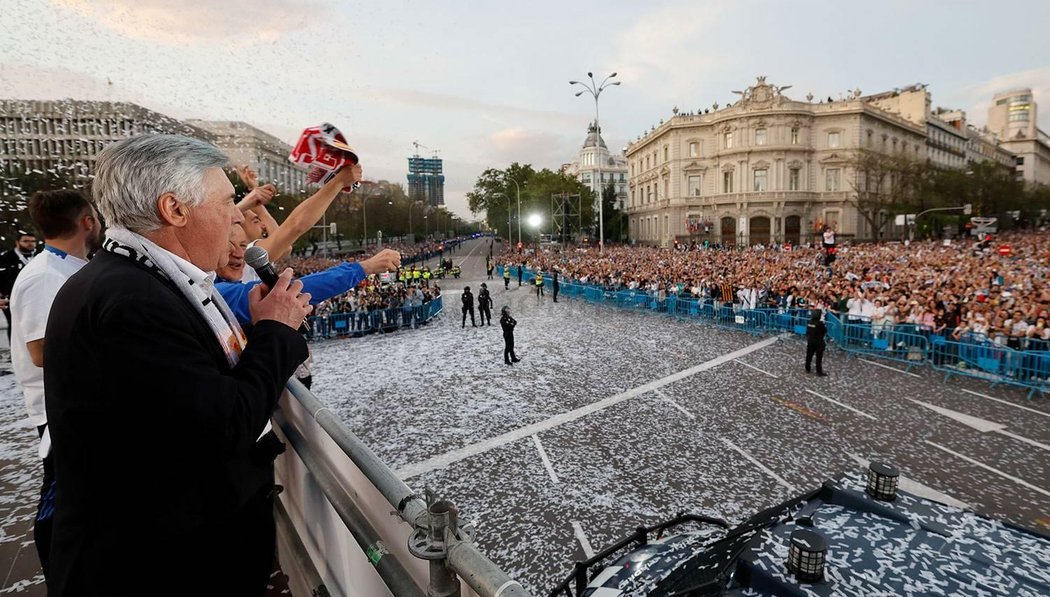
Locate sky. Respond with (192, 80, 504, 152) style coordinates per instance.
(1, 0, 1048, 220)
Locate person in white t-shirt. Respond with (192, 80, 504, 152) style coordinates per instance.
(10, 189, 100, 581)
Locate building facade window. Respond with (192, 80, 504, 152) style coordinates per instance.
(724, 131, 733, 149)
(663, 146, 669, 161)
(688, 175, 701, 196)
(689, 141, 699, 157)
(789, 168, 800, 191)
(827, 131, 841, 148)
(826, 168, 840, 192)
(753, 169, 768, 192)
(791, 127, 799, 144)
(755, 128, 767, 146)
(723, 171, 734, 193)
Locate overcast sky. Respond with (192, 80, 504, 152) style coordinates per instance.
(2, 0, 1048, 220)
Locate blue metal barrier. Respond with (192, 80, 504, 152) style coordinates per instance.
(930, 337, 1050, 398)
(827, 316, 930, 372)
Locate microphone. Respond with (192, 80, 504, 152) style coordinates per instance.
(244, 245, 279, 287)
(243, 245, 311, 334)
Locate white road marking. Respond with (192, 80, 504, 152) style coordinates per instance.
(394, 335, 781, 479)
(531, 435, 561, 484)
(846, 453, 970, 509)
(734, 359, 779, 378)
(960, 389, 1050, 419)
(859, 358, 921, 378)
(910, 399, 1050, 452)
(909, 399, 1005, 432)
(924, 441, 1050, 498)
(804, 389, 877, 421)
(996, 430, 1050, 453)
(655, 388, 695, 420)
(720, 437, 796, 492)
(572, 521, 595, 558)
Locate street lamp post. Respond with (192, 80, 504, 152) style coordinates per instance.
(505, 175, 521, 246)
(362, 193, 391, 251)
(571, 72, 620, 254)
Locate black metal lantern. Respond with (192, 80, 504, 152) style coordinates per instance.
(866, 462, 900, 501)
(786, 528, 827, 582)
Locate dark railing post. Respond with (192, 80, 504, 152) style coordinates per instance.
(572, 561, 587, 596)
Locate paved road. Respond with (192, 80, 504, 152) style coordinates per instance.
(308, 237, 1050, 594)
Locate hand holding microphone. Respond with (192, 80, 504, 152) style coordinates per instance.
(245, 246, 312, 332)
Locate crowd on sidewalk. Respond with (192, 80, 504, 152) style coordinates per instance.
(507, 231, 1050, 350)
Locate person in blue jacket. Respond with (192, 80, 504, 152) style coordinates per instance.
(215, 225, 400, 326)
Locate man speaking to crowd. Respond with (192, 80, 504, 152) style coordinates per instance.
(44, 135, 311, 595)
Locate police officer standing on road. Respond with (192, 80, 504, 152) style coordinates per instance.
(500, 306, 520, 365)
(503, 263, 511, 289)
(486, 256, 494, 279)
(517, 260, 524, 286)
(461, 286, 477, 328)
(805, 309, 828, 376)
(534, 270, 544, 297)
(478, 283, 492, 326)
(552, 269, 560, 303)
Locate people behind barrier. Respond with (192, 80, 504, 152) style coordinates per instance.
(503, 231, 1049, 354)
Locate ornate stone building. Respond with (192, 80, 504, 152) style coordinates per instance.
(625, 77, 928, 247)
(562, 121, 628, 208)
(986, 88, 1050, 187)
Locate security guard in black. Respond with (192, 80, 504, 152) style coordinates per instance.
(805, 310, 827, 376)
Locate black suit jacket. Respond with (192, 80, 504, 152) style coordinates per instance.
(44, 250, 308, 596)
(0, 248, 30, 296)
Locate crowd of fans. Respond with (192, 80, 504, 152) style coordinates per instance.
(509, 231, 1049, 350)
(281, 252, 443, 327)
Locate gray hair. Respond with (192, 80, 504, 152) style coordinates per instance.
(93, 134, 229, 233)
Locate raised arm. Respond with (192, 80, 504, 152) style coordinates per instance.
(255, 165, 363, 261)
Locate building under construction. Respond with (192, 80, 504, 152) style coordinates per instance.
(407, 155, 444, 206)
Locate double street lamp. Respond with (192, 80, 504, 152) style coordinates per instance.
(571, 71, 620, 254)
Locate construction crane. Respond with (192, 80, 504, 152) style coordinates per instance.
(412, 141, 440, 158)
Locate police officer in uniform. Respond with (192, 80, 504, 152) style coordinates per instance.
(534, 270, 544, 297)
(805, 309, 828, 376)
(500, 306, 519, 364)
(503, 264, 511, 289)
(517, 261, 524, 286)
(461, 285, 477, 328)
(552, 269, 560, 303)
(477, 283, 493, 326)
(486, 256, 494, 279)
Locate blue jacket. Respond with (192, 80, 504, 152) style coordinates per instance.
(217, 262, 367, 326)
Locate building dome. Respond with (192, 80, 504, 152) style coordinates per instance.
(583, 121, 607, 149)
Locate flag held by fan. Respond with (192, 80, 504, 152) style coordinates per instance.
(289, 123, 360, 191)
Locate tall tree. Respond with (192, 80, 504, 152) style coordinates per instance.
(601, 182, 627, 243)
(467, 163, 595, 242)
(846, 150, 924, 241)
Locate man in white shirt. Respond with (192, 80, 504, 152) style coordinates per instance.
(10, 189, 100, 580)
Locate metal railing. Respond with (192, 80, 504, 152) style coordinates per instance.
(273, 378, 530, 597)
(502, 266, 1048, 397)
(306, 296, 443, 341)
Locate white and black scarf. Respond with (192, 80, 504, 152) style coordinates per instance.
(104, 228, 247, 368)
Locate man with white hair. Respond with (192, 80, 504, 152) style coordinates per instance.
(43, 134, 312, 595)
